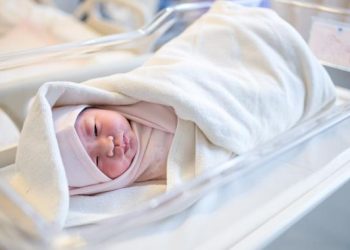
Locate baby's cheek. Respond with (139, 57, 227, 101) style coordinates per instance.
(102, 159, 128, 179)
(118, 158, 132, 176)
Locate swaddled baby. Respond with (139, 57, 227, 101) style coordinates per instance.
(53, 101, 177, 195)
(13, 1, 337, 229)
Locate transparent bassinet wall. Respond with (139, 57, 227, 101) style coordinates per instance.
(0, 1, 350, 249)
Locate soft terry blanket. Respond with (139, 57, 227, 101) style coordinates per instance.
(12, 1, 335, 228)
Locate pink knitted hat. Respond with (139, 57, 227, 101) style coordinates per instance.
(52, 105, 111, 188)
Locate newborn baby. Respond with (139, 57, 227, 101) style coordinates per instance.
(53, 102, 177, 195)
(75, 107, 138, 179)
(13, 1, 336, 227)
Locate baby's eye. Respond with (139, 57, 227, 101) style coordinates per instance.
(96, 156, 99, 167)
(94, 124, 98, 137)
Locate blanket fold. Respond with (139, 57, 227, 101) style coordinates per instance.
(11, 1, 335, 227)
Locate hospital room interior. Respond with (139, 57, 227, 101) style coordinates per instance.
(0, 0, 350, 249)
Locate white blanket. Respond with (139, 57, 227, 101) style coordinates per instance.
(11, 1, 335, 228)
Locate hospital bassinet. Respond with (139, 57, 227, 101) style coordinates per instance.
(1, 1, 350, 249)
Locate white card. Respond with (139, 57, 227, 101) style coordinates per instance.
(308, 18, 350, 69)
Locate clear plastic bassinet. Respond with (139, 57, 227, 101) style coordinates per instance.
(1, 1, 350, 249)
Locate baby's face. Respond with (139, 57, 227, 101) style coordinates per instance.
(75, 108, 138, 179)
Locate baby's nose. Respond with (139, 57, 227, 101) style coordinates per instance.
(106, 136, 114, 157)
(96, 136, 114, 157)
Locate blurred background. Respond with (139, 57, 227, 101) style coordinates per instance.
(0, 0, 348, 52)
(0, 0, 265, 53)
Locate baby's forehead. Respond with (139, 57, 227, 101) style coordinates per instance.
(75, 108, 95, 128)
(82, 107, 110, 114)
(78, 107, 127, 122)
(78, 107, 102, 118)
